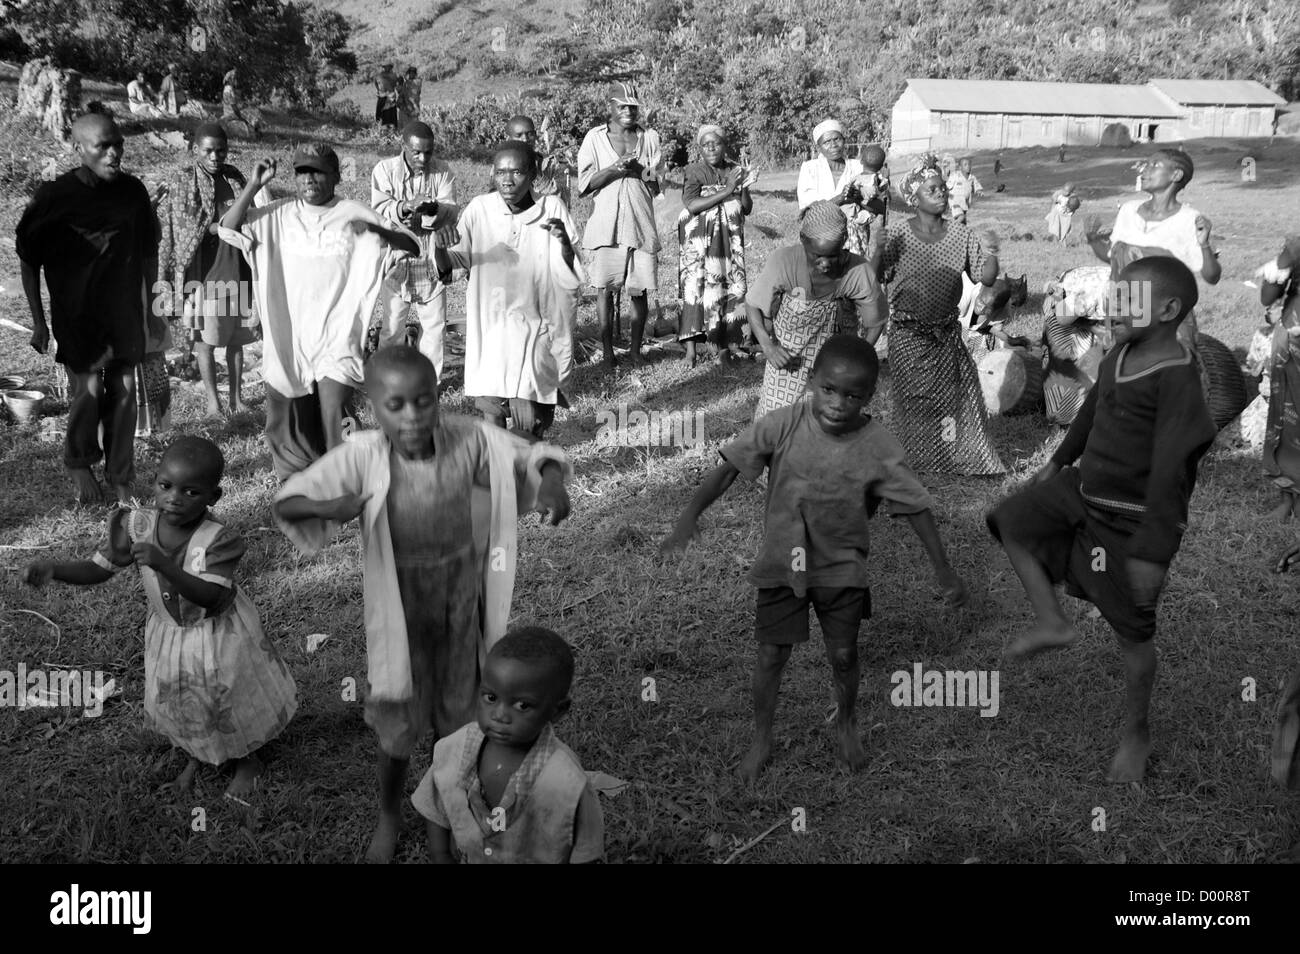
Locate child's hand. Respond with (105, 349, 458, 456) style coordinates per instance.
(323, 493, 367, 523)
(937, 566, 968, 608)
(761, 340, 794, 370)
(536, 471, 570, 526)
(1127, 558, 1167, 612)
(658, 525, 697, 557)
(1275, 543, 1300, 573)
(434, 224, 460, 249)
(24, 562, 53, 587)
(131, 542, 168, 570)
(1083, 214, 1106, 240)
(1031, 460, 1061, 485)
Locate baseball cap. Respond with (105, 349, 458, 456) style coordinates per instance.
(292, 142, 340, 176)
(608, 81, 641, 107)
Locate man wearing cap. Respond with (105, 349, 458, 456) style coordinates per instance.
(220, 143, 419, 478)
(374, 64, 400, 131)
(577, 81, 663, 368)
(370, 121, 459, 374)
(17, 113, 159, 505)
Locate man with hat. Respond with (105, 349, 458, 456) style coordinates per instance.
(220, 142, 419, 478)
(374, 64, 401, 131)
(577, 81, 663, 368)
(370, 121, 460, 374)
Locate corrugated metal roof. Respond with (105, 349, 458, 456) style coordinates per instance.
(1149, 79, 1286, 106)
(905, 79, 1184, 117)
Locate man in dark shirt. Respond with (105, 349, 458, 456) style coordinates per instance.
(16, 114, 159, 505)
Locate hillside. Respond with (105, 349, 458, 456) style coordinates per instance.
(318, 0, 584, 107)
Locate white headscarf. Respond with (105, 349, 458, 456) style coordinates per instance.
(813, 119, 845, 146)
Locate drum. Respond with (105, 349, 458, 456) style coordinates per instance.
(978, 346, 1045, 416)
(1197, 332, 1251, 431)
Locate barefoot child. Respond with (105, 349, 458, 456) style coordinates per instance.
(412, 626, 603, 863)
(23, 437, 297, 797)
(661, 335, 968, 781)
(272, 346, 572, 862)
(986, 257, 1216, 783)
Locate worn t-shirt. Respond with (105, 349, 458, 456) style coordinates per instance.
(720, 400, 934, 591)
(15, 166, 158, 371)
(744, 244, 885, 329)
(234, 196, 400, 396)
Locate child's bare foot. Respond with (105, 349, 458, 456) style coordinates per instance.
(159, 756, 199, 794)
(1269, 493, 1293, 523)
(1004, 621, 1080, 662)
(365, 811, 401, 863)
(69, 467, 102, 505)
(203, 399, 223, 420)
(835, 723, 868, 771)
(111, 483, 132, 506)
(1107, 729, 1152, 783)
(228, 397, 244, 415)
(736, 737, 772, 784)
(224, 754, 262, 799)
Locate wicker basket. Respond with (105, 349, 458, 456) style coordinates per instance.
(1198, 333, 1250, 431)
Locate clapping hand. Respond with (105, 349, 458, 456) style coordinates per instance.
(541, 218, 571, 245)
(251, 159, 277, 188)
(1194, 214, 1213, 247)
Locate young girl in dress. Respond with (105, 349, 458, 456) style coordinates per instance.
(879, 154, 1005, 475)
(1044, 183, 1079, 244)
(24, 436, 297, 797)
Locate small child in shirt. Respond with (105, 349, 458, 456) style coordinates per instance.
(986, 257, 1217, 783)
(412, 626, 603, 863)
(24, 436, 296, 798)
(273, 346, 571, 863)
(857, 144, 890, 233)
(945, 157, 983, 226)
(661, 335, 968, 782)
(1044, 183, 1080, 244)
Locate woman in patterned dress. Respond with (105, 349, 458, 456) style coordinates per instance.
(880, 154, 1004, 475)
(745, 200, 885, 420)
(677, 124, 754, 366)
(1261, 235, 1300, 521)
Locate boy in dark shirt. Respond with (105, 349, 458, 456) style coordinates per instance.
(987, 257, 1216, 783)
(661, 335, 967, 782)
(17, 114, 159, 505)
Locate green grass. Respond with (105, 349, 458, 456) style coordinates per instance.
(1, 118, 1299, 862)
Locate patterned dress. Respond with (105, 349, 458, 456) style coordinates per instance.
(94, 507, 296, 764)
(881, 219, 1005, 474)
(1264, 275, 1300, 496)
(677, 161, 747, 341)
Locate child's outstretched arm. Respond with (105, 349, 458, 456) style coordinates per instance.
(24, 560, 114, 588)
(902, 509, 968, 607)
(274, 493, 367, 525)
(1275, 542, 1300, 573)
(659, 461, 740, 555)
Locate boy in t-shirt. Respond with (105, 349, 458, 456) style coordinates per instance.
(986, 257, 1217, 783)
(661, 335, 968, 782)
(412, 626, 603, 863)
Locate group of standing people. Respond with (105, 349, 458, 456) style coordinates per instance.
(373, 64, 423, 131)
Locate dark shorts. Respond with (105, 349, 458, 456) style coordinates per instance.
(986, 467, 1158, 643)
(754, 586, 871, 646)
(474, 395, 555, 439)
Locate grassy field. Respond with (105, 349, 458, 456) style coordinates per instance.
(1, 117, 1299, 863)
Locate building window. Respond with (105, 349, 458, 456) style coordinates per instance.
(976, 117, 989, 136)
(1191, 108, 1204, 126)
(1041, 119, 1052, 136)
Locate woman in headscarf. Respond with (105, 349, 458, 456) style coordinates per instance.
(745, 200, 885, 420)
(879, 154, 1004, 475)
(676, 124, 754, 366)
(156, 122, 270, 418)
(796, 119, 873, 256)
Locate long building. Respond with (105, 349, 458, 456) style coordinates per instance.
(889, 78, 1287, 154)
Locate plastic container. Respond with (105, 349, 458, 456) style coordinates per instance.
(3, 389, 45, 423)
